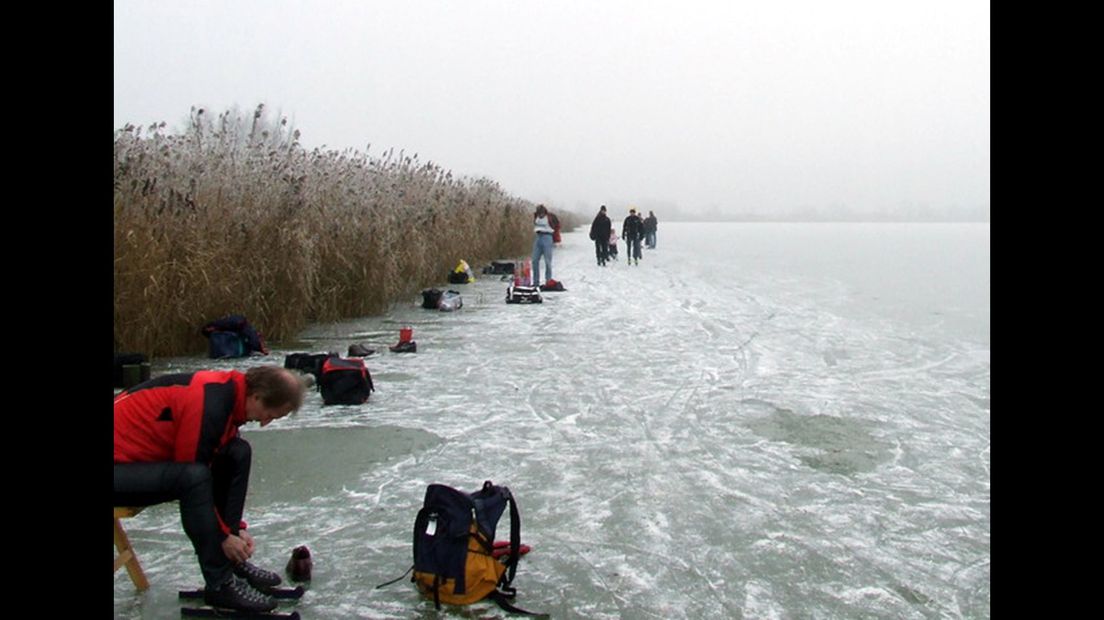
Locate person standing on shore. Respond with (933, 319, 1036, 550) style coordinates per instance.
(114, 366, 307, 613)
(622, 208, 644, 266)
(532, 204, 555, 285)
(589, 205, 612, 266)
(644, 210, 658, 249)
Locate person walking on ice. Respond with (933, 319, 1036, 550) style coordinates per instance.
(644, 210, 658, 249)
(589, 204, 612, 266)
(622, 208, 645, 266)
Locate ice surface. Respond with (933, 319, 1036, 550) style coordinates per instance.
(115, 222, 990, 619)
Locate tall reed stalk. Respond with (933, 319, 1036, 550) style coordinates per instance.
(114, 104, 553, 356)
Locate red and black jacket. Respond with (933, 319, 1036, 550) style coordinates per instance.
(114, 370, 249, 533)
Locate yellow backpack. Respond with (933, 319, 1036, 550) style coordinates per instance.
(405, 481, 542, 615)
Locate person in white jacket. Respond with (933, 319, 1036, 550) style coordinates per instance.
(531, 204, 555, 285)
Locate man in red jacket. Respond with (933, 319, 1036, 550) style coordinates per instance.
(114, 366, 306, 613)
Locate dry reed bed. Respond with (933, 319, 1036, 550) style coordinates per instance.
(115, 105, 563, 356)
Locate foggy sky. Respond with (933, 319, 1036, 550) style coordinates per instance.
(114, 1, 990, 219)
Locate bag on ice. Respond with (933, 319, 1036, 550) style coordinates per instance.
(376, 481, 539, 614)
(438, 290, 463, 312)
(319, 356, 374, 405)
(506, 285, 542, 304)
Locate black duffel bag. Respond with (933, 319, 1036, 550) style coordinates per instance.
(319, 357, 375, 406)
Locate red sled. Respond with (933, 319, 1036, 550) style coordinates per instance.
(492, 540, 532, 560)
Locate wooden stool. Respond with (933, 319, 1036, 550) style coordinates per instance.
(114, 506, 149, 591)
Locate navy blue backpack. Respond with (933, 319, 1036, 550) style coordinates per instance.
(413, 482, 542, 614)
(201, 314, 268, 358)
(378, 481, 541, 615)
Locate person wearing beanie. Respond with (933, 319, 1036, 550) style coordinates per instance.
(588, 205, 612, 266)
(622, 208, 645, 266)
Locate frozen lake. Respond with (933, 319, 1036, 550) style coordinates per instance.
(115, 222, 990, 619)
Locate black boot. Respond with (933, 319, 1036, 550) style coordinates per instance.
(204, 575, 277, 612)
(234, 561, 283, 589)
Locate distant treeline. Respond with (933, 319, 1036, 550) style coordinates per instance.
(663, 211, 991, 223)
(114, 104, 580, 356)
(642, 204, 990, 223)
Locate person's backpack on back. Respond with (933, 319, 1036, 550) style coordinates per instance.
(379, 481, 541, 615)
(319, 357, 374, 405)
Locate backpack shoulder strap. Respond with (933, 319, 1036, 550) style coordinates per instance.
(498, 486, 522, 587)
(489, 589, 548, 618)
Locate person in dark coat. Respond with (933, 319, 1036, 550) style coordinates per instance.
(588, 205, 612, 266)
(644, 211, 658, 249)
(622, 208, 645, 266)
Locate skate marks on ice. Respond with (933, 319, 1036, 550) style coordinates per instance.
(119, 226, 989, 619)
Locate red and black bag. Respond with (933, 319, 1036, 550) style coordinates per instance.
(319, 357, 374, 405)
